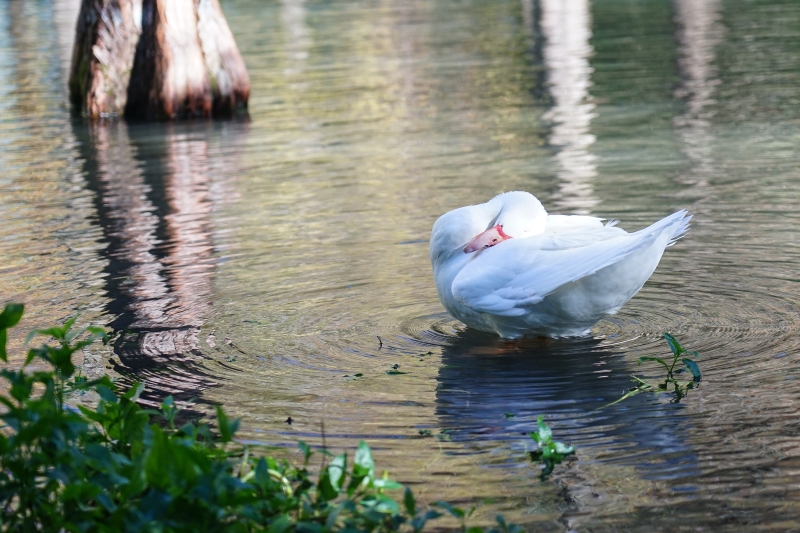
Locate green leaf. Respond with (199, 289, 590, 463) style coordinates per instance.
(637, 356, 667, 367)
(373, 478, 403, 490)
(432, 501, 465, 519)
(0, 329, 6, 364)
(412, 510, 443, 531)
(63, 316, 77, 333)
(536, 415, 552, 442)
(215, 405, 239, 442)
(318, 455, 346, 502)
(682, 358, 702, 382)
(329, 454, 347, 489)
(266, 516, 292, 533)
(0, 303, 24, 330)
(26, 326, 67, 343)
(353, 440, 375, 479)
(96, 385, 118, 404)
(553, 442, 575, 455)
(254, 457, 270, 486)
(161, 396, 177, 429)
(0, 304, 24, 362)
(403, 487, 416, 516)
(664, 333, 684, 355)
(298, 441, 313, 464)
(122, 381, 145, 401)
(373, 493, 401, 514)
(495, 514, 524, 533)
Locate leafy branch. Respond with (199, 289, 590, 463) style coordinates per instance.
(604, 333, 702, 408)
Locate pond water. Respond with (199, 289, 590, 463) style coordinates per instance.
(3, 0, 800, 530)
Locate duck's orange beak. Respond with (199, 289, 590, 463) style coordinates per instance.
(463, 224, 512, 253)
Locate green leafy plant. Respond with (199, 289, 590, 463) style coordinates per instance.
(606, 333, 702, 408)
(528, 416, 575, 480)
(639, 333, 701, 382)
(0, 304, 519, 532)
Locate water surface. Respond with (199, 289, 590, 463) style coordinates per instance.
(2, 0, 800, 530)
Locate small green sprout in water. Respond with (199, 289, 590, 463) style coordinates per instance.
(386, 364, 407, 375)
(436, 429, 453, 442)
(528, 415, 575, 480)
(606, 333, 702, 407)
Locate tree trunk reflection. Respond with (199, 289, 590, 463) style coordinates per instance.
(75, 121, 226, 406)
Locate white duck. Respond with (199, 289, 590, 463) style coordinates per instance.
(430, 191, 691, 339)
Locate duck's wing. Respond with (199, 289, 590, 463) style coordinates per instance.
(545, 214, 606, 230)
(451, 210, 690, 317)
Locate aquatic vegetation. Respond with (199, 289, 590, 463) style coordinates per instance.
(607, 333, 702, 407)
(528, 415, 575, 480)
(386, 364, 407, 375)
(0, 304, 519, 532)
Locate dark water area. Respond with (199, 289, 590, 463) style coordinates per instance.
(3, 0, 800, 530)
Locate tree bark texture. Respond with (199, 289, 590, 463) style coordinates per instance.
(70, 0, 250, 120)
(68, 0, 142, 118)
(196, 0, 251, 116)
(125, 0, 249, 120)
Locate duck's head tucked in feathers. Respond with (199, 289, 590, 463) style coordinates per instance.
(430, 192, 548, 265)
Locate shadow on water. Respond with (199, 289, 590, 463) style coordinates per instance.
(435, 329, 699, 481)
(72, 119, 244, 408)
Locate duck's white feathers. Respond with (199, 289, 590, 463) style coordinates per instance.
(451, 210, 691, 319)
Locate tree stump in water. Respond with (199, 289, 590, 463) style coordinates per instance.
(70, 0, 249, 120)
(125, 0, 250, 120)
(124, 0, 212, 119)
(196, 0, 251, 116)
(68, 0, 142, 118)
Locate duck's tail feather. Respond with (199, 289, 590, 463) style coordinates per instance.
(666, 210, 692, 247)
(633, 209, 691, 247)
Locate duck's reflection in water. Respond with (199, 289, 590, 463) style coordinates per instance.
(75, 121, 241, 407)
(434, 329, 698, 481)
